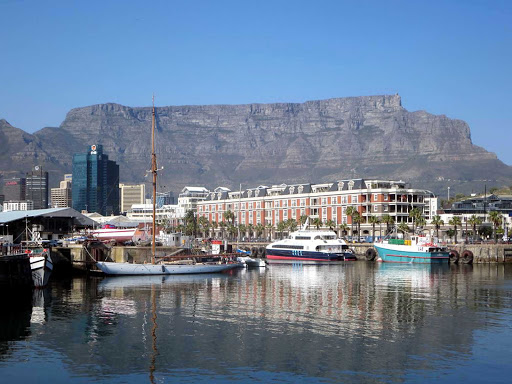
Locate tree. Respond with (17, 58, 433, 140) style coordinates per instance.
(409, 207, 422, 234)
(338, 223, 349, 237)
(381, 214, 395, 236)
(197, 216, 209, 238)
(325, 219, 336, 231)
(211, 221, 218, 238)
(255, 223, 265, 239)
(238, 224, 246, 240)
(353, 213, 363, 240)
(299, 215, 309, 226)
(287, 218, 298, 232)
(228, 224, 237, 240)
(265, 223, 273, 241)
(368, 215, 380, 242)
(488, 211, 503, 243)
(224, 209, 235, 226)
(446, 228, 455, 242)
(398, 222, 410, 236)
(345, 206, 357, 237)
(468, 215, 482, 242)
(312, 217, 322, 230)
(277, 221, 286, 239)
(247, 224, 254, 240)
(416, 217, 426, 233)
(184, 210, 197, 237)
(448, 216, 462, 244)
(431, 215, 444, 239)
(218, 221, 226, 240)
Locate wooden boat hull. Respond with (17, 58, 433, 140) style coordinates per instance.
(96, 261, 241, 275)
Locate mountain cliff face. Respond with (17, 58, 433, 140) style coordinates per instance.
(1, 95, 511, 195)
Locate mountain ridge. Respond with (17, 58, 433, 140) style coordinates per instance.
(1, 95, 510, 196)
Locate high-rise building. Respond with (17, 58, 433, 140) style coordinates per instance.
(3, 177, 26, 201)
(119, 183, 146, 213)
(26, 165, 49, 209)
(156, 191, 175, 207)
(50, 174, 72, 208)
(72, 145, 120, 215)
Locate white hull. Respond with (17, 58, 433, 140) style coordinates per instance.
(96, 261, 241, 275)
(237, 256, 267, 268)
(30, 255, 53, 288)
(91, 229, 136, 242)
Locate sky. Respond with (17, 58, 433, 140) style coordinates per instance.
(0, 0, 511, 164)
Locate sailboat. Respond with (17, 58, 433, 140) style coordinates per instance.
(96, 97, 241, 276)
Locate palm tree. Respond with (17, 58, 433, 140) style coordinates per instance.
(224, 209, 235, 226)
(210, 220, 218, 238)
(338, 223, 349, 237)
(409, 207, 422, 234)
(265, 223, 273, 241)
(255, 223, 265, 239)
(299, 215, 309, 226)
(431, 215, 444, 239)
(325, 219, 336, 231)
(197, 216, 209, 238)
(345, 206, 357, 238)
(246, 224, 254, 240)
(448, 216, 462, 244)
(468, 215, 482, 242)
(489, 211, 503, 243)
(312, 217, 322, 230)
(277, 221, 286, 239)
(381, 214, 395, 236)
(352, 213, 362, 240)
(218, 221, 226, 240)
(287, 218, 298, 233)
(368, 215, 380, 242)
(446, 228, 455, 242)
(398, 222, 410, 237)
(416, 217, 426, 234)
(238, 224, 246, 240)
(228, 224, 237, 240)
(184, 210, 197, 237)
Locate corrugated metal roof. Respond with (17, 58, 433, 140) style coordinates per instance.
(0, 208, 95, 226)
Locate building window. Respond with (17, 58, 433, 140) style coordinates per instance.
(338, 182, 344, 191)
(283, 210, 288, 219)
(283, 200, 288, 208)
(384, 205, 388, 212)
(298, 185, 304, 194)
(322, 207, 327, 222)
(384, 194, 388, 201)
(322, 197, 327, 206)
(373, 193, 378, 201)
(373, 205, 378, 212)
(342, 196, 348, 204)
(352, 195, 358, 203)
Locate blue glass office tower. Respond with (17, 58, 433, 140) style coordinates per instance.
(71, 145, 120, 215)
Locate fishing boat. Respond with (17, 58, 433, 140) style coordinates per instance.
(373, 235, 449, 264)
(27, 248, 53, 288)
(265, 220, 356, 264)
(96, 97, 241, 276)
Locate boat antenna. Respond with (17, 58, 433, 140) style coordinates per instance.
(151, 95, 157, 265)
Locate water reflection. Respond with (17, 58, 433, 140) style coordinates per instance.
(0, 263, 511, 383)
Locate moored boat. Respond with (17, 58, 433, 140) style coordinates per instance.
(265, 227, 356, 264)
(373, 235, 449, 264)
(28, 248, 53, 288)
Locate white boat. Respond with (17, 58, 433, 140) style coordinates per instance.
(91, 227, 136, 242)
(30, 251, 53, 288)
(236, 256, 267, 268)
(96, 260, 240, 275)
(266, 222, 356, 264)
(95, 97, 242, 276)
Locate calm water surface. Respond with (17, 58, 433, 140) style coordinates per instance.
(1, 262, 511, 383)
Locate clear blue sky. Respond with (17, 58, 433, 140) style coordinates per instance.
(1, 0, 511, 164)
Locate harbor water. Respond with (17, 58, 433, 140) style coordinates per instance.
(1, 262, 511, 383)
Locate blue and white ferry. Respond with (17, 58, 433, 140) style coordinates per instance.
(266, 228, 356, 264)
(374, 235, 449, 264)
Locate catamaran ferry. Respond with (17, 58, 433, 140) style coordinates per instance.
(266, 229, 356, 264)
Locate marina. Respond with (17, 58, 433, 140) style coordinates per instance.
(1, 263, 511, 383)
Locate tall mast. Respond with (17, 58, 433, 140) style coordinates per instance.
(151, 95, 157, 264)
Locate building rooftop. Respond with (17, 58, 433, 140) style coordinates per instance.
(0, 207, 96, 226)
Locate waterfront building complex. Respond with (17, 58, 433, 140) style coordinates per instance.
(197, 179, 436, 235)
(3, 200, 34, 212)
(71, 145, 120, 216)
(120, 183, 146, 213)
(51, 174, 72, 208)
(26, 165, 49, 209)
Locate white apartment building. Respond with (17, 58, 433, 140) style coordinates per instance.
(127, 204, 186, 227)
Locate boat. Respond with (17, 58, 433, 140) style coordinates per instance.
(27, 248, 53, 288)
(96, 97, 241, 276)
(91, 225, 136, 242)
(236, 256, 267, 268)
(373, 234, 449, 263)
(265, 222, 356, 264)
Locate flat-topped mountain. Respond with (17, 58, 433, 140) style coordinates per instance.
(1, 95, 511, 195)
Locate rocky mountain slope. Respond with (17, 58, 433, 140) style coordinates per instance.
(1, 95, 511, 195)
